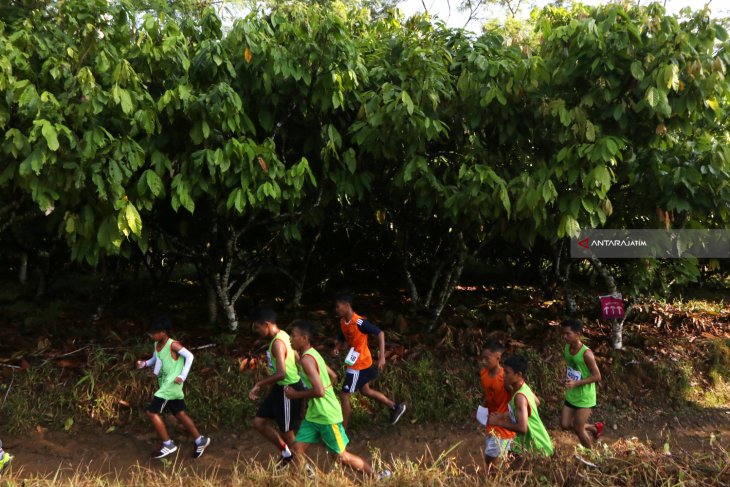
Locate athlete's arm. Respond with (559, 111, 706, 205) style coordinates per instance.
(581, 350, 602, 386)
(326, 365, 338, 383)
(285, 355, 325, 400)
(490, 394, 529, 434)
(333, 331, 346, 356)
(358, 319, 386, 369)
(257, 340, 289, 388)
(249, 340, 288, 400)
(136, 356, 157, 369)
(171, 341, 194, 382)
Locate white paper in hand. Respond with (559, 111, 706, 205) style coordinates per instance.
(476, 405, 489, 426)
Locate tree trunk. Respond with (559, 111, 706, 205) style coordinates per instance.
(19, 252, 28, 285)
(588, 255, 618, 294)
(428, 236, 468, 331)
(214, 274, 239, 331)
(423, 261, 445, 309)
(554, 240, 576, 315)
(587, 254, 624, 349)
(403, 264, 420, 306)
(206, 281, 219, 325)
(35, 269, 45, 299)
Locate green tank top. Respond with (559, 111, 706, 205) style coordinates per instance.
(564, 344, 596, 408)
(300, 347, 343, 425)
(509, 382, 554, 456)
(267, 330, 300, 386)
(154, 338, 185, 400)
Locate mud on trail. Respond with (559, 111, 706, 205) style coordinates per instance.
(4, 405, 730, 481)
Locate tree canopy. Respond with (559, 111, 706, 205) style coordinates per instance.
(1, 1, 728, 343)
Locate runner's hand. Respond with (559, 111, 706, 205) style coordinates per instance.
(284, 386, 296, 399)
(174, 376, 183, 384)
(378, 356, 386, 371)
(136, 360, 145, 369)
(249, 384, 260, 401)
(565, 379, 578, 389)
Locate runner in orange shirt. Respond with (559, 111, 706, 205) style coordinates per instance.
(333, 293, 406, 427)
(479, 340, 515, 469)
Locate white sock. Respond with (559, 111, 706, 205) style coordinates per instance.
(281, 445, 292, 458)
(163, 439, 174, 447)
(195, 436, 205, 446)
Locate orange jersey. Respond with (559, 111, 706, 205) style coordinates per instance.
(480, 367, 516, 440)
(339, 312, 375, 370)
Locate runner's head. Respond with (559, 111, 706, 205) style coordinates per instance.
(561, 318, 583, 345)
(252, 308, 277, 337)
(290, 319, 316, 352)
(148, 317, 171, 341)
(334, 292, 354, 317)
(480, 339, 505, 372)
(502, 354, 528, 387)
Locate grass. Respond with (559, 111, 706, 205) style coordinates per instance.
(0, 344, 258, 435)
(0, 440, 728, 486)
(3, 333, 730, 435)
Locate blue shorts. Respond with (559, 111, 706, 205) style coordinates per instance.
(341, 366, 378, 393)
(485, 436, 512, 459)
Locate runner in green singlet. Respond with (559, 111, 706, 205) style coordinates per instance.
(249, 308, 305, 467)
(284, 320, 391, 480)
(488, 354, 554, 457)
(560, 319, 603, 448)
(135, 318, 210, 459)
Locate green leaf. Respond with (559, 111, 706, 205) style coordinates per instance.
(119, 89, 133, 114)
(259, 110, 274, 132)
(585, 121, 596, 142)
(64, 417, 74, 432)
(715, 24, 729, 42)
(401, 90, 414, 115)
(559, 214, 581, 238)
(145, 170, 163, 197)
(630, 60, 644, 81)
(41, 121, 59, 151)
(125, 203, 142, 237)
(498, 186, 511, 218)
(663, 64, 679, 91)
(646, 87, 658, 108)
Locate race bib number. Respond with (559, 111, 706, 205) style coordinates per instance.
(566, 366, 582, 382)
(265, 351, 274, 370)
(344, 347, 360, 366)
(508, 404, 516, 424)
(476, 405, 489, 426)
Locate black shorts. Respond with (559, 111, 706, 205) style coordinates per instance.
(256, 381, 305, 433)
(341, 366, 378, 393)
(564, 400, 596, 409)
(147, 396, 186, 415)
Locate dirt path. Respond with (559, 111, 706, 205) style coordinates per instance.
(4, 405, 730, 480)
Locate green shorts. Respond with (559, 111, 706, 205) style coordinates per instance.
(295, 419, 349, 454)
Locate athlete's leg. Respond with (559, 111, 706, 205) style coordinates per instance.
(572, 407, 594, 448)
(360, 382, 395, 409)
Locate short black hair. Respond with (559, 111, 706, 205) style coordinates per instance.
(562, 318, 583, 333)
(483, 339, 505, 354)
(334, 292, 353, 305)
(252, 307, 277, 324)
(291, 319, 317, 341)
(149, 317, 171, 333)
(503, 354, 528, 376)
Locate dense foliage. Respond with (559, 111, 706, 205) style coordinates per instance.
(1, 1, 728, 343)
